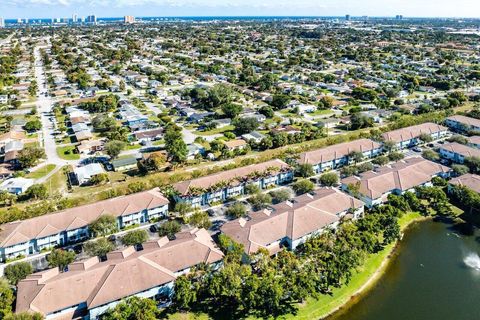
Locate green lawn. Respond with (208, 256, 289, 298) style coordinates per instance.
(310, 109, 334, 116)
(26, 164, 56, 179)
(56, 145, 80, 160)
(44, 165, 69, 193)
(125, 143, 142, 150)
(195, 125, 235, 136)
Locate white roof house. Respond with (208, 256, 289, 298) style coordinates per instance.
(0, 178, 34, 195)
(74, 163, 105, 185)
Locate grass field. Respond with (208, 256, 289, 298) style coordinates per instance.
(56, 145, 80, 160)
(195, 125, 235, 136)
(26, 164, 56, 179)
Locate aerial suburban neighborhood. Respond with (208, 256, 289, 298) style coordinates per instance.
(0, 5, 479, 320)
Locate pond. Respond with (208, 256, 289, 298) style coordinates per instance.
(329, 219, 480, 320)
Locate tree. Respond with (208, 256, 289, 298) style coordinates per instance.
(24, 119, 42, 132)
(259, 106, 274, 118)
(83, 237, 115, 257)
(319, 172, 339, 186)
(372, 156, 389, 166)
(225, 202, 247, 218)
(188, 211, 212, 229)
(102, 296, 159, 320)
(296, 164, 315, 178)
(422, 150, 440, 161)
(90, 215, 118, 237)
(348, 151, 364, 164)
(418, 133, 433, 144)
(4, 262, 33, 285)
(245, 184, 261, 195)
(464, 156, 480, 174)
(158, 220, 181, 239)
(0, 278, 14, 318)
(388, 152, 404, 162)
(270, 94, 291, 110)
(349, 114, 374, 130)
(104, 140, 125, 159)
(90, 173, 109, 185)
(165, 126, 188, 163)
(122, 230, 148, 246)
(382, 140, 397, 153)
(448, 135, 468, 145)
(17, 147, 46, 168)
(292, 179, 315, 195)
(452, 164, 469, 176)
(357, 162, 374, 173)
(92, 115, 116, 132)
(221, 103, 243, 119)
(173, 275, 198, 310)
(233, 117, 259, 135)
(4, 312, 44, 319)
(47, 249, 75, 271)
(248, 193, 272, 211)
(269, 189, 292, 204)
(24, 184, 48, 200)
(174, 202, 193, 217)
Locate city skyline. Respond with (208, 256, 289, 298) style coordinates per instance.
(0, 0, 480, 19)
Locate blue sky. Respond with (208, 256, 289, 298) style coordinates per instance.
(1, 0, 479, 19)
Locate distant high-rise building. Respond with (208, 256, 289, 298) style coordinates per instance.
(0, 18, 5, 28)
(72, 13, 78, 24)
(396, 15, 404, 20)
(17, 18, 23, 24)
(86, 15, 97, 23)
(124, 15, 135, 24)
(345, 14, 351, 21)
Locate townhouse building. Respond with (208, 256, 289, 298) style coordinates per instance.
(221, 188, 364, 255)
(15, 229, 223, 320)
(381, 122, 448, 149)
(298, 139, 382, 173)
(173, 159, 294, 207)
(445, 115, 480, 133)
(448, 173, 480, 195)
(468, 136, 480, 149)
(438, 142, 480, 164)
(0, 188, 169, 261)
(341, 157, 450, 208)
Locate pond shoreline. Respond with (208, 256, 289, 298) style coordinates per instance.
(320, 214, 430, 320)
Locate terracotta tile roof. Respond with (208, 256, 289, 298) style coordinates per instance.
(16, 229, 223, 316)
(223, 139, 247, 149)
(449, 174, 480, 194)
(0, 188, 169, 248)
(341, 157, 450, 200)
(381, 122, 447, 143)
(440, 142, 480, 158)
(174, 159, 291, 196)
(221, 188, 364, 255)
(298, 139, 381, 165)
(0, 131, 26, 143)
(447, 115, 480, 128)
(468, 136, 480, 145)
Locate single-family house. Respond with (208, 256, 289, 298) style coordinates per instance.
(221, 188, 364, 255)
(341, 157, 450, 207)
(74, 163, 105, 185)
(111, 157, 138, 172)
(0, 178, 34, 195)
(223, 139, 247, 152)
(173, 159, 293, 207)
(241, 131, 265, 143)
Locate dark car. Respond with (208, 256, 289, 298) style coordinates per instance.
(149, 224, 158, 233)
(108, 235, 116, 242)
(73, 244, 83, 254)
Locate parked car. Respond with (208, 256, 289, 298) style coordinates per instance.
(412, 147, 422, 152)
(149, 224, 158, 233)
